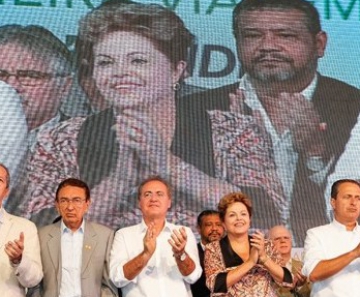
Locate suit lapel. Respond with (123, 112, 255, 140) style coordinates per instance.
(47, 222, 62, 290)
(81, 221, 97, 277)
(0, 211, 13, 249)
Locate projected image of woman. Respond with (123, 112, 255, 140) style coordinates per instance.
(24, 1, 240, 228)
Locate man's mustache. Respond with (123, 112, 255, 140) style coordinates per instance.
(253, 53, 293, 64)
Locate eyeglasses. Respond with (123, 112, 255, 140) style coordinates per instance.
(58, 198, 86, 207)
(0, 69, 68, 87)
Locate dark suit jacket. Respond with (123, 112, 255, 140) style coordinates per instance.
(37, 220, 117, 297)
(191, 243, 210, 297)
(174, 74, 360, 245)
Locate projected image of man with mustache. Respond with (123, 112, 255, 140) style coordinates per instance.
(179, 0, 360, 246)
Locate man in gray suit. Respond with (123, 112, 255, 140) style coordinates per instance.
(33, 178, 117, 297)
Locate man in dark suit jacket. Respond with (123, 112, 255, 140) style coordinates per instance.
(191, 210, 224, 297)
(29, 178, 117, 297)
(174, 0, 360, 246)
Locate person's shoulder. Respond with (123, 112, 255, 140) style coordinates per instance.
(178, 82, 239, 108)
(306, 222, 332, 235)
(116, 223, 140, 235)
(317, 75, 360, 96)
(37, 116, 86, 143)
(87, 220, 114, 235)
(6, 212, 36, 227)
(38, 222, 60, 236)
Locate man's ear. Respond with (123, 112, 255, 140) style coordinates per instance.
(172, 61, 187, 84)
(315, 31, 327, 58)
(330, 197, 336, 210)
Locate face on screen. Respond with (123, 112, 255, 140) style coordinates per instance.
(92, 31, 185, 109)
(0, 43, 70, 130)
(236, 9, 326, 84)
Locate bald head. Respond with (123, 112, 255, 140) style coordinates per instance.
(269, 225, 292, 259)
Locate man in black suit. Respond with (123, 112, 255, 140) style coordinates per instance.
(174, 0, 360, 246)
(191, 210, 224, 297)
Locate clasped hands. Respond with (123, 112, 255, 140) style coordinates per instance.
(230, 89, 325, 156)
(143, 223, 187, 258)
(249, 230, 267, 265)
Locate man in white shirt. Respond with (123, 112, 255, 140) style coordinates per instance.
(110, 176, 202, 297)
(0, 163, 43, 297)
(302, 179, 360, 297)
(324, 116, 360, 220)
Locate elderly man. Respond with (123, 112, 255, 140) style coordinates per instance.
(0, 163, 43, 296)
(191, 210, 224, 297)
(302, 179, 360, 297)
(110, 176, 202, 297)
(33, 178, 117, 297)
(0, 25, 74, 150)
(269, 225, 311, 297)
(0, 25, 78, 220)
(176, 0, 360, 246)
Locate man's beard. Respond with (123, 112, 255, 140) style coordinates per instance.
(246, 53, 318, 83)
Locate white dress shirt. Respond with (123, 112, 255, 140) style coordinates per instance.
(302, 219, 360, 297)
(60, 219, 85, 297)
(110, 220, 202, 297)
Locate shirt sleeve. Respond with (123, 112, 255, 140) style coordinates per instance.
(204, 242, 228, 293)
(302, 228, 324, 277)
(13, 221, 43, 288)
(109, 228, 137, 288)
(182, 227, 202, 284)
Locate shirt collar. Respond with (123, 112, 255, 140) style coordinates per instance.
(140, 219, 171, 233)
(0, 206, 4, 224)
(332, 218, 359, 232)
(61, 218, 85, 234)
(239, 72, 318, 108)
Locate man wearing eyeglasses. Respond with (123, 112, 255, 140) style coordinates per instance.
(0, 25, 81, 222)
(30, 178, 118, 297)
(0, 25, 73, 152)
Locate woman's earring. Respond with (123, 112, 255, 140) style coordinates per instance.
(173, 82, 181, 91)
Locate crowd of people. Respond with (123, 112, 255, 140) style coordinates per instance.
(1, 0, 360, 296)
(1, 163, 360, 297)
